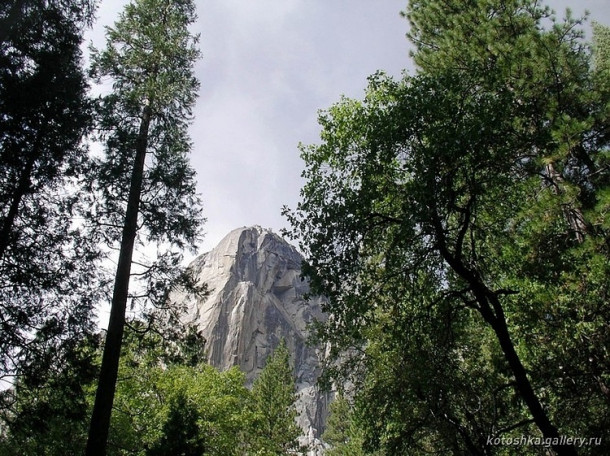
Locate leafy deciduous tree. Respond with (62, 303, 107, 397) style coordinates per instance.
(285, 1, 609, 455)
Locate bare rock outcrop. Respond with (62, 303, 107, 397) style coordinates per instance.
(172, 226, 330, 454)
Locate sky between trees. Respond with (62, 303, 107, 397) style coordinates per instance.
(87, 0, 609, 254)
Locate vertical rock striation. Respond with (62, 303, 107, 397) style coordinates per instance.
(172, 226, 330, 454)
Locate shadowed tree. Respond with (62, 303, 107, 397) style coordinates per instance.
(0, 334, 99, 456)
(0, 0, 100, 382)
(146, 390, 206, 456)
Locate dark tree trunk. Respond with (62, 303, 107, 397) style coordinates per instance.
(480, 292, 577, 456)
(85, 106, 152, 456)
(432, 212, 577, 456)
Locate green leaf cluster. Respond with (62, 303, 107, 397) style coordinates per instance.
(285, 0, 610, 454)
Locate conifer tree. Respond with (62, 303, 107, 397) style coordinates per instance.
(0, 0, 99, 379)
(85, 0, 203, 454)
(251, 341, 303, 455)
(322, 395, 370, 456)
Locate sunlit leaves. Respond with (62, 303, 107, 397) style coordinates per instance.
(288, 0, 610, 454)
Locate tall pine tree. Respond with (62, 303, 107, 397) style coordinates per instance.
(85, 0, 203, 454)
(251, 341, 303, 455)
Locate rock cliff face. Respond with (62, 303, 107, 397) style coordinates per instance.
(173, 226, 330, 453)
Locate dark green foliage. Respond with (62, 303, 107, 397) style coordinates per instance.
(146, 390, 206, 456)
(286, 1, 610, 454)
(0, 0, 100, 380)
(0, 323, 207, 456)
(0, 334, 100, 456)
(0, 1, 95, 45)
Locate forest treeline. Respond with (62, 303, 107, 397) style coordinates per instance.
(1, 0, 609, 455)
(1, 326, 303, 455)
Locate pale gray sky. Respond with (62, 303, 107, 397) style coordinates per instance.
(87, 0, 610, 254)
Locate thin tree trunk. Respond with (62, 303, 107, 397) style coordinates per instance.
(464, 282, 577, 456)
(544, 162, 587, 243)
(85, 106, 152, 456)
(431, 211, 577, 456)
(481, 292, 577, 456)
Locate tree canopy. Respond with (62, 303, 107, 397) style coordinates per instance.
(0, 325, 305, 456)
(0, 0, 101, 384)
(286, 1, 610, 454)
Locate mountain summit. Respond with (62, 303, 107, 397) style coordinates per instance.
(172, 226, 330, 453)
